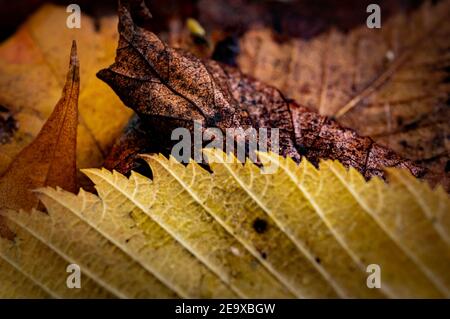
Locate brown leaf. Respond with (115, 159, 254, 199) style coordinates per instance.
(236, 1, 450, 189)
(0, 41, 79, 212)
(98, 1, 425, 181)
(103, 114, 157, 175)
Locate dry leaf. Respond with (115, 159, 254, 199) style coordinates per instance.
(236, 1, 450, 189)
(98, 1, 425, 182)
(0, 41, 79, 212)
(0, 4, 132, 175)
(1, 149, 448, 298)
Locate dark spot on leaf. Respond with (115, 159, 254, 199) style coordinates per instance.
(252, 218, 268, 234)
(261, 252, 267, 259)
(315, 257, 321, 264)
(396, 116, 404, 126)
(399, 140, 409, 148)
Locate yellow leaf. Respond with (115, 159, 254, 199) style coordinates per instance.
(1, 150, 449, 298)
(1, 186, 181, 298)
(0, 5, 132, 174)
(81, 168, 237, 298)
(257, 151, 449, 298)
(203, 149, 384, 298)
(145, 153, 337, 298)
(131, 155, 293, 298)
(0, 207, 114, 298)
(0, 258, 50, 298)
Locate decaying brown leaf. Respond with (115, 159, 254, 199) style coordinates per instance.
(98, 1, 425, 181)
(0, 41, 79, 212)
(237, 1, 450, 189)
(103, 114, 155, 175)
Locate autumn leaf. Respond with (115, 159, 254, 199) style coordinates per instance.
(140, 150, 450, 298)
(1, 149, 448, 298)
(0, 0, 447, 302)
(0, 41, 79, 212)
(97, 1, 426, 183)
(103, 113, 157, 175)
(236, 1, 450, 189)
(0, 4, 132, 175)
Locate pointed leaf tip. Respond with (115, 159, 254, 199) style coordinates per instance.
(70, 40, 78, 64)
(0, 42, 79, 211)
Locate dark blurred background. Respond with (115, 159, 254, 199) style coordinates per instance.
(0, 0, 425, 42)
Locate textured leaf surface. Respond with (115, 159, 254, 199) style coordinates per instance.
(122, 156, 294, 298)
(0, 149, 449, 298)
(202, 149, 384, 298)
(98, 0, 426, 183)
(0, 208, 113, 298)
(237, 1, 450, 189)
(0, 5, 132, 175)
(254, 151, 450, 298)
(81, 168, 238, 298)
(0, 258, 50, 298)
(0, 41, 78, 211)
(142, 153, 337, 298)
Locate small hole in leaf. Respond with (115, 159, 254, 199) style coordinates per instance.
(252, 218, 268, 234)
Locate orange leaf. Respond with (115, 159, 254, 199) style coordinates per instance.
(0, 41, 79, 211)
